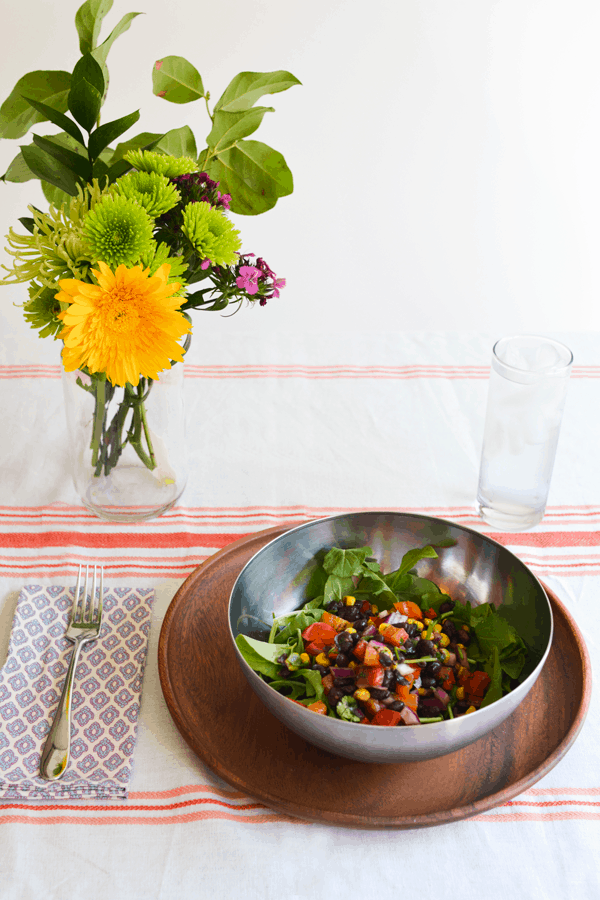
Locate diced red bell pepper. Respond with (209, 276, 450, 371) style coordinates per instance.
(307, 700, 328, 715)
(372, 709, 402, 727)
(363, 698, 384, 718)
(321, 673, 334, 695)
(396, 684, 419, 712)
(425, 607, 438, 619)
(366, 666, 386, 687)
(363, 643, 382, 666)
(439, 666, 455, 690)
(360, 600, 372, 614)
(465, 670, 491, 699)
(304, 641, 325, 657)
(352, 639, 368, 661)
(382, 625, 409, 647)
(394, 600, 423, 620)
(301, 622, 337, 644)
(321, 610, 350, 632)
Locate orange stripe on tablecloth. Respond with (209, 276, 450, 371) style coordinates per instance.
(506, 800, 600, 808)
(0, 532, 252, 549)
(130, 785, 249, 800)
(0, 811, 296, 825)
(473, 811, 600, 822)
(525, 787, 600, 795)
(3, 530, 600, 550)
(0, 799, 267, 813)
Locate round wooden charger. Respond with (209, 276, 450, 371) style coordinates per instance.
(158, 524, 592, 829)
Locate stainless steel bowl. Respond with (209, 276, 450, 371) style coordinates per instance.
(229, 512, 553, 763)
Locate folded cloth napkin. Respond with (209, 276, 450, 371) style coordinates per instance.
(0, 583, 154, 799)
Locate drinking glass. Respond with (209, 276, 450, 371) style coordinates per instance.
(476, 334, 573, 531)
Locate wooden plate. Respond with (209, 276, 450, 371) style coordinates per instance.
(158, 524, 591, 829)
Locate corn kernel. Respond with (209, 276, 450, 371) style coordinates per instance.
(456, 686, 465, 700)
(423, 618, 432, 627)
(344, 627, 357, 634)
(300, 653, 310, 664)
(371, 605, 379, 614)
(462, 625, 470, 633)
(343, 595, 356, 606)
(457, 665, 468, 681)
(348, 661, 357, 669)
(378, 623, 390, 634)
(433, 622, 442, 633)
(417, 687, 428, 696)
(354, 688, 370, 701)
(414, 621, 424, 632)
(440, 648, 450, 662)
(465, 705, 477, 715)
(315, 653, 330, 667)
(439, 633, 450, 647)
(457, 643, 466, 652)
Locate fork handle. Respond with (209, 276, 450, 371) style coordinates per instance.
(39, 638, 85, 781)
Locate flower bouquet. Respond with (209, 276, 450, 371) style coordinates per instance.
(0, 0, 299, 520)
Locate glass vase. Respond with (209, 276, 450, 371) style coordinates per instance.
(62, 363, 188, 522)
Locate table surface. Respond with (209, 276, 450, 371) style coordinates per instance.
(1, 330, 599, 900)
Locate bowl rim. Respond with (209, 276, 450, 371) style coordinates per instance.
(228, 510, 554, 731)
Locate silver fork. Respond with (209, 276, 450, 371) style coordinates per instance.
(40, 565, 104, 781)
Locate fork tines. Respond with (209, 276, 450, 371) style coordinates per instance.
(72, 564, 104, 623)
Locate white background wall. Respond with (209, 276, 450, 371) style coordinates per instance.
(0, 0, 598, 362)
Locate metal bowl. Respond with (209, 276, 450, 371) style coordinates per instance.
(229, 512, 553, 763)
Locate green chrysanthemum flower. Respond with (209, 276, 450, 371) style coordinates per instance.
(124, 149, 198, 177)
(139, 241, 189, 296)
(23, 281, 63, 339)
(83, 195, 154, 268)
(181, 202, 241, 266)
(113, 171, 181, 218)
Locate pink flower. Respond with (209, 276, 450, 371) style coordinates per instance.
(200, 259, 211, 270)
(236, 265, 261, 295)
(271, 277, 286, 299)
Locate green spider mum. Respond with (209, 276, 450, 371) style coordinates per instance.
(124, 149, 198, 177)
(83, 195, 154, 268)
(113, 171, 181, 218)
(0, 203, 95, 294)
(181, 202, 241, 267)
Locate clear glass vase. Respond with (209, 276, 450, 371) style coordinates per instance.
(62, 363, 188, 522)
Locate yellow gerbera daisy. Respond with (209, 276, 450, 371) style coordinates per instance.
(57, 261, 192, 387)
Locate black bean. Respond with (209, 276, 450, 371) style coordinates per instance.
(344, 605, 361, 621)
(388, 700, 405, 712)
(341, 683, 356, 695)
(355, 617, 369, 632)
(369, 686, 391, 700)
(439, 600, 455, 614)
(421, 676, 436, 688)
(277, 667, 290, 678)
(334, 652, 350, 667)
(325, 600, 340, 612)
(334, 676, 355, 688)
(311, 663, 328, 676)
(382, 668, 393, 688)
(378, 649, 394, 666)
(405, 623, 419, 637)
(395, 674, 409, 686)
(457, 628, 471, 645)
(327, 688, 344, 706)
(416, 639, 435, 657)
(334, 632, 353, 653)
(395, 652, 406, 663)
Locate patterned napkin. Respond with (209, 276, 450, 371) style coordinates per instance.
(0, 583, 154, 799)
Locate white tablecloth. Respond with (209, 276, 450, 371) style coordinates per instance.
(1, 330, 598, 899)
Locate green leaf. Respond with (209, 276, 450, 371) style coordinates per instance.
(32, 134, 92, 181)
(304, 566, 328, 601)
(88, 109, 140, 161)
(215, 70, 301, 113)
(41, 181, 72, 210)
(0, 71, 71, 140)
(480, 647, 503, 709)
(300, 669, 325, 702)
(152, 56, 204, 104)
(206, 107, 274, 153)
(499, 646, 527, 681)
(268, 679, 306, 700)
(75, 0, 114, 54)
(204, 139, 293, 215)
(336, 696, 360, 723)
(1, 150, 36, 183)
(323, 547, 372, 578)
(72, 53, 105, 96)
(383, 570, 413, 594)
(474, 614, 519, 658)
(155, 125, 197, 159)
(18, 216, 35, 233)
(356, 571, 398, 610)
(21, 97, 85, 147)
(323, 575, 355, 607)
(234, 634, 286, 679)
(92, 13, 143, 68)
(20, 144, 80, 195)
(68, 78, 103, 133)
(396, 545, 438, 577)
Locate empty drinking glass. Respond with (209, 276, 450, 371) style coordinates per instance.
(476, 335, 573, 531)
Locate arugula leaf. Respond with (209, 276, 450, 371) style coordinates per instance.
(474, 614, 520, 658)
(300, 668, 324, 701)
(323, 546, 372, 578)
(274, 610, 320, 644)
(480, 647, 503, 708)
(383, 570, 413, 593)
(396, 545, 438, 577)
(304, 565, 328, 600)
(499, 642, 527, 680)
(268, 679, 306, 700)
(303, 595, 325, 611)
(356, 570, 397, 610)
(235, 634, 287, 678)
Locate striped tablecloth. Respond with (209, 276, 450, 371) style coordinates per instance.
(0, 331, 598, 899)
